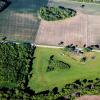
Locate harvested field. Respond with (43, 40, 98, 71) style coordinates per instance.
(0, 0, 48, 42)
(35, 11, 100, 46)
(0, 0, 100, 46)
(35, 0, 100, 46)
(0, 12, 38, 42)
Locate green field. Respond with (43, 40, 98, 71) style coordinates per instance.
(28, 47, 100, 92)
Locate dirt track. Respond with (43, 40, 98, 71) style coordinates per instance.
(77, 95, 100, 100)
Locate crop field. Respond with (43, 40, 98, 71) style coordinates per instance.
(36, 12, 100, 46)
(0, 0, 100, 46)
(35, 0, 100, 46)
(48, 0, 100, 15)
(28, 47, 100, 92)
(0, 0, 48, 42)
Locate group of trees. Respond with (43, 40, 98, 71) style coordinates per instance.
(64, 44, 100, 53)
(64, 44, 98, 63)
(0, 0, 11, 12)
(86, 45, 100, 50)
(33, 78, 100, 100)
(39, 6, 76, 21)
(64, 44, 84, 55)
(1, 78, 100, 99)
(0, 42, 100, 99)
(47, 55, 71, 72)
(0, 42, 35, 89)
(64, 44, 77, 52)
(0, 43, 100, 99)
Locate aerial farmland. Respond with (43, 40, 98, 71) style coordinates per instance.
(0, 0, 100, 99)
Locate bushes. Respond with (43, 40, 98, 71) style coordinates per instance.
(0, 0, 11, 12)
(0, 78, 100, 99)
(80, 57, 87, 62)
(60, 78, 100, 99)
(47, 55, 71, 72)
(64, 44, 76, 52)
(39, 6, 76, 21)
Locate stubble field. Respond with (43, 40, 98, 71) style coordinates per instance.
(0, 0, 48, 42)
(35, 12, 100, 46)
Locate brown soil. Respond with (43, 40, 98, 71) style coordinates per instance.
(35, 11, 100, 47)
(77, 95, 100, 100)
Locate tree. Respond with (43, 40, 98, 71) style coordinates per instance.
(80, 4, 85, 8)
(58, 41, 64, 45)
(2, 36, 7, 41)
(81, 57, 87, 62)
(52, 87, 59, 94)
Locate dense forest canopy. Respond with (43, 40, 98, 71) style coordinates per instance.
(39, 6, 76, 21)
(0, 42, 35, 89)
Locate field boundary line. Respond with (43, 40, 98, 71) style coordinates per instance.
(35, 44, 64, 48)
(35, 44, 100, 52)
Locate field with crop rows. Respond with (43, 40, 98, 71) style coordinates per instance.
(0, 0, 48, 42)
